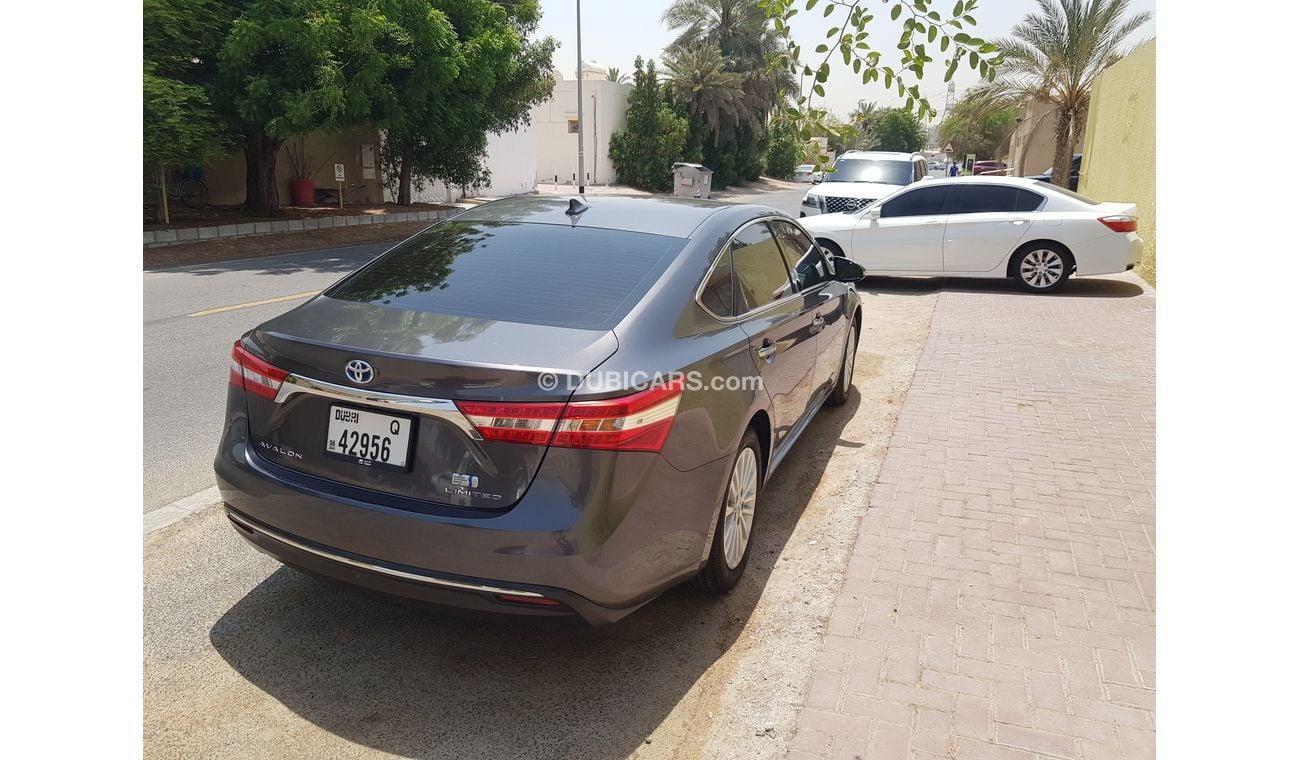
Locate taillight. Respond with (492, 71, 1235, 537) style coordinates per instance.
(1098, 215, 1137, 233)
(455, 381, 683, 452)
(454, 401, 564, 445)
(230, 342, 288, 399)
(553, 382, 682, 451)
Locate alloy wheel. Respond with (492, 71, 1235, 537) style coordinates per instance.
(722, 447, 759, 569)
(1019, 248, 1065, 289)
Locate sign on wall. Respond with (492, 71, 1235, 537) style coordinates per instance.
(334, 163, 346, 182)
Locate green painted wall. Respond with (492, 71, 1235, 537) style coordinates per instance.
(1079, 40, 1156, 284)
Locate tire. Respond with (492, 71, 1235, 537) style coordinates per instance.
(827, 319, 858, 407)
(1011, 242, 1072, 293)
(696, 429, 763, 594)
(816, 238, 844, 260)
(178, 179, 209, 209)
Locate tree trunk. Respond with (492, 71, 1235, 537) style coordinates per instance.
(243, 130, 285, 216)
(397, 143, 414, 206)
(158, 165, 170, 226)
(1050, 109, 1074, 189)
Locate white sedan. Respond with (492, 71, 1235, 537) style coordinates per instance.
(799, 176, 1143, 293)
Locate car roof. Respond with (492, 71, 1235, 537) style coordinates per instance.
(453, 194, 734, 238)
(915, 175, 1048, 189)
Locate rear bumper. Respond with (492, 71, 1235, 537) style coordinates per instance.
(1073, 232, 1145, 277)
(215, 425, 731, 626)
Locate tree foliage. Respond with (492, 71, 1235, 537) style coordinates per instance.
(937, 94, 1020, 160)
(966, 0, 1150, 185)
(759, 0, 1003, 168)
(143, 0, 554, 215)
(875, 109, 925, 152)
(382, 0, 557, 204)
(608, 57, 690, 191)
(765, 120, 803, 179)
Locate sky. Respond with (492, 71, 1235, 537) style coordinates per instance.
(534, 0, 1157, 121)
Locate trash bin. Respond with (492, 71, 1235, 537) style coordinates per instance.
(672, 163, 714, 199)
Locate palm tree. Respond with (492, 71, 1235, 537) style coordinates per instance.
(605, 67, 629, 84)
(662, 0, 794, 118)
(661, 45, 751, 146)
(970, 0, 1150, 187)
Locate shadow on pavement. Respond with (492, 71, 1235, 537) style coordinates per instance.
(857, 273, 1147, 299)
(208, 390, 861, 759)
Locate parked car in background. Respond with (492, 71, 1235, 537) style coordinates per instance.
(800, 176, 1143, 293)
(216, 196, 865, 626)
(792, 164, 823, 183)
(800, 150, 929, 217)
(927, 160, 947, 178)
(972, 160, 1007, 175)
(1029, 153, 1083, 190)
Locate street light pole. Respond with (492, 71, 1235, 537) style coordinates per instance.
(575, 0, 585, 195)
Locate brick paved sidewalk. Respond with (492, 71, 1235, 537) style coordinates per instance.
(789, 275, 1155, 760)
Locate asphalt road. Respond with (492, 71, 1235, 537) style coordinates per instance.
(141, 186, 807, 515)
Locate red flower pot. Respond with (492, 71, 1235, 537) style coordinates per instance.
(289, 178, 315, 206)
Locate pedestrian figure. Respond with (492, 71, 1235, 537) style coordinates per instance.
(949, 161, 959, 177)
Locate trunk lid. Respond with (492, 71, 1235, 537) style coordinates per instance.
(241, 296, 617, 510)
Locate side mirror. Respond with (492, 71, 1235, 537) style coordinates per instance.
(830, 256, 865, 283)
(866, 206, 882, 221)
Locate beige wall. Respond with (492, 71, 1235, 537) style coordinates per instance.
(1078, 40, 1156, 280)
(1006, 98, 1082, 177)
(202, 127, 385, 207)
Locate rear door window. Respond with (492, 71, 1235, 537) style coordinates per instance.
(880, 185, 953, 218)
(730, 222, 796, 313)
(948, 185, 1032, 214)
(326, 221, 686, 330)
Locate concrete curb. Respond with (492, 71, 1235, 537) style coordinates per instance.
(144, 486, 222, 534)
(145, 208, 456, 249)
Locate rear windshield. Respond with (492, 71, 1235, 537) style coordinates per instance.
(326, 221, 687, 330)
(1038, 183, 1101, 205)
(825, 158, 913, 185)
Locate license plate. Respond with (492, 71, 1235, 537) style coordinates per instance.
(325, 405, 413, 471)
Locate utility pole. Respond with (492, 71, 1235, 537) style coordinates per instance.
(575, 0, 585, 195)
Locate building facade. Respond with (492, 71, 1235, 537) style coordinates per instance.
(533, 64, 631, 187)
(1078, 40, 1156, 280)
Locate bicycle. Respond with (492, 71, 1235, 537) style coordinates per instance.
(144, 167, 210, 210)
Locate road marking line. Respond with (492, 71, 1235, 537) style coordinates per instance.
(187, 290, 320, 318)
(145, 485, 222, 534)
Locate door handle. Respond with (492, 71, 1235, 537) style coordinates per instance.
(1010, 218, 1027, 225)
(811, 314, 825, 334)
(755, 340, 777, 360)
(923, 220, 944, 226)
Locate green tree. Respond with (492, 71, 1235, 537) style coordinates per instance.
(143, 64, 230, 223)
(765, 119, 802, 179)
(875, 109, 925, 152)
(606, 67, 629, 84)
(215, 0, 410, 215)
(968, 0, 1150, 186)
(382, 0, 556, 204)
(663, 45, 751, 146)
(609, 57, 690, 191)
(938, 95, 1021, 160)
(760, 0, 1002, 165)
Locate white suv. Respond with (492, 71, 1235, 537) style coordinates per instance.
(800, 151, 929, 217)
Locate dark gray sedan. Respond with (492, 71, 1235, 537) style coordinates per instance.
(216, 195, 863, 625)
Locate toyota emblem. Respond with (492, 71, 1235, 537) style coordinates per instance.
(345, 359, 375, 385)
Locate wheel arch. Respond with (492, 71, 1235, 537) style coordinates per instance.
(1007, 238, 1076, 277)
